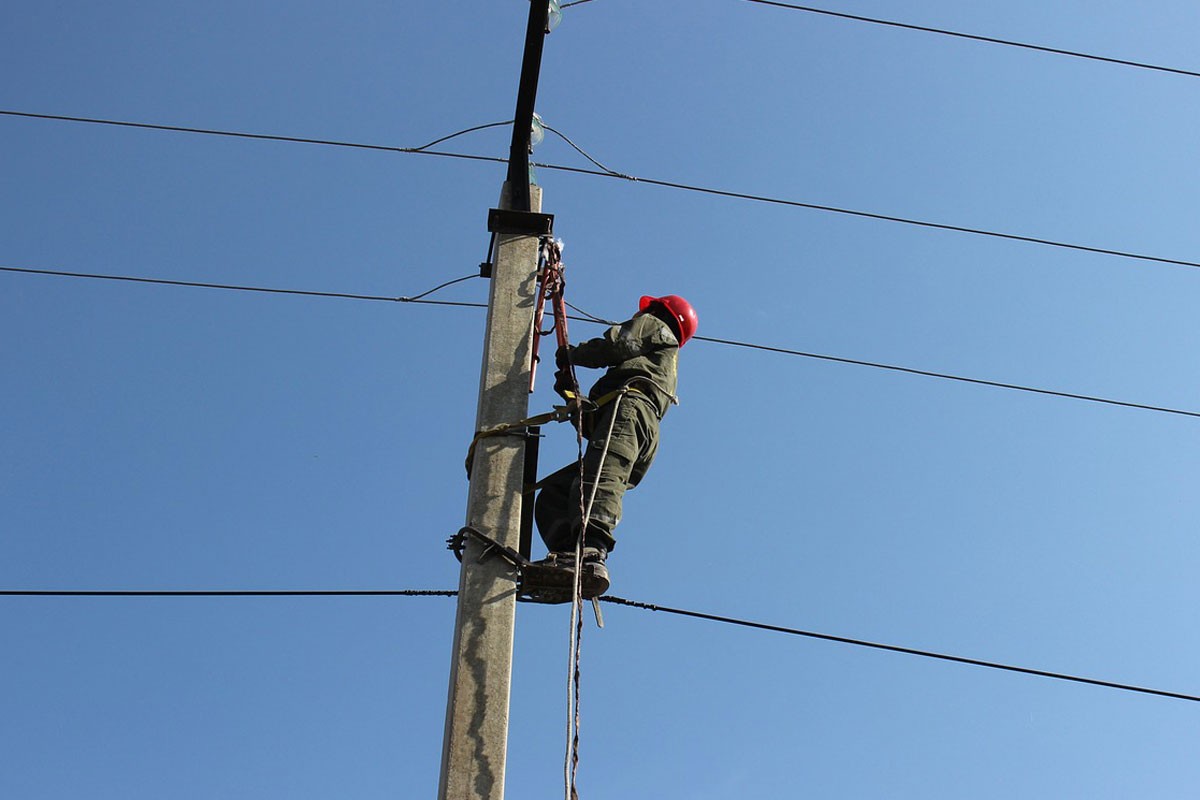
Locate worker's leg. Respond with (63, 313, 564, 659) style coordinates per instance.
(534, 462, 579, 553)
(578, 397, 659, 553)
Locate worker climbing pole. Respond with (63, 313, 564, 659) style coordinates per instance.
(532, 277, 698, 800)
(532, 290, 697, 595)
(450, 219, 698, 798)
(459, 237, 705, 615)
(459, 241, 700, 596)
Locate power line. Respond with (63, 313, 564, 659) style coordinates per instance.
(567, 0, 1200, 80)
(599, 596, 1200, 704)
(569, 301, 1200, 418)
(6, 263, 1198, 421)
(0, 110, 508, 156)
(408, 120, 512, 152)
(5, 586, 1193, 704)
(0, 589, 457, 597)
(397, 273, 479, 301)
(533, 160, 1200, 272)
(6, 109, 1200, 273)
(744, 1, 1200, 80)
(540, 120, 631, 178)
(0, 265, 485, 309)
(694, 333, 1200, 420)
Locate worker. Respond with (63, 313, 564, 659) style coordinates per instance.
(534, 294, 698, 598)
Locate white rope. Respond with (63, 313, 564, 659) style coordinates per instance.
(564, 388, 625, 800)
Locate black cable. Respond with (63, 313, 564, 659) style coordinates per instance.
(0, 589, 457, 597)
(600, 596, 1200, 704)
(6, 109, 1200, 273)
(0, 109, 424, 153)
(744, 0, 1200, 80)
(399, 273, 480, 301)
(693, 333, 1200, 420)
(566, 298, 1200, 420)
(408, 120, 512, 152)
(6, 587, 1193, 703)
(0, 265, 486, 309)
(7, 264, 1199, 421)
(0, 110, 513, 156)
(541, 122, 631, 178)
(531, 160, 1200, 272)
(7, 110, 1200, 273)
(564, 300, 618, 325)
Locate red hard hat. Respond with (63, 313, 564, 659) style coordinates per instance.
(639, 294, 698, 346)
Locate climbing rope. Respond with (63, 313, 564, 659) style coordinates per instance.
(566, 387, 628, 800)
(542, 236, 588, 800)
(527, 233, 610, 800)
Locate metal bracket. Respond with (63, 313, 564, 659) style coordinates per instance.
(447, 526, 525, 569)
(487, 208, 554, 236)
(447, 527, 605, 623)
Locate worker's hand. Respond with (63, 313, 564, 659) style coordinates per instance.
(555, 344, 573, 369)
(553, 367, 576, 400)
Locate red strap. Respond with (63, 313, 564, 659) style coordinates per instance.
(529, 238, 573, 394)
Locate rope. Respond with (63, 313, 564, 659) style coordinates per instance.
(534, 236, 602, 800)
(536, 240, 629, 800)
(559, 244, 587, 800)
(568, 390, 624, 799)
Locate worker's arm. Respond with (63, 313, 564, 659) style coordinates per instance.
(568, 314, 677, 368)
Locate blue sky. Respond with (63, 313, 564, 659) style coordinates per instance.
(3, 1, 1199, 797)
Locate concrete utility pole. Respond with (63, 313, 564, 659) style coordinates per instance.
(437, 184, 542, 800)
(437, 3, 553, 799)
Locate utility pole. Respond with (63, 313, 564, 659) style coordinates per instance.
(437, 3, 553, 799)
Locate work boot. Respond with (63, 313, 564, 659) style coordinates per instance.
(580, 546, 610, 599)
(533, 548, 609, 598)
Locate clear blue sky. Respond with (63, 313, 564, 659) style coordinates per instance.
(3, 1, 1199, 797)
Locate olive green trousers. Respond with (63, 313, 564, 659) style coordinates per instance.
(534, 395, 661, 554)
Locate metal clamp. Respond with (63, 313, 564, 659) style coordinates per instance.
(487, 208, 554, 236)
(446, 527, 605, 623)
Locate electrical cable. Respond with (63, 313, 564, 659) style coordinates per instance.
(599, 596, 1200, 704)
(743, 0, 1200, 80)
(6, 263, 1199, 421)
(565, 300, 617, 325)
(408, 120, 512, 152)
(397, 273, 480, 301)
(0, 110, 511, 156)
(6, 110, 1200, 273)
(530, 159, 1200, 272)
(0, 589, 457, 597)
(541, 121, 631, 178)
(0, 265, 484, 308)
(691, 332, 1200, 420)
(4, 587, 1194, 704)
(557, 0, 1200, 79)
(565, 299, 1200, 421)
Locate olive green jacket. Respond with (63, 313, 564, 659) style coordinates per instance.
(571, 312, 679, 418)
